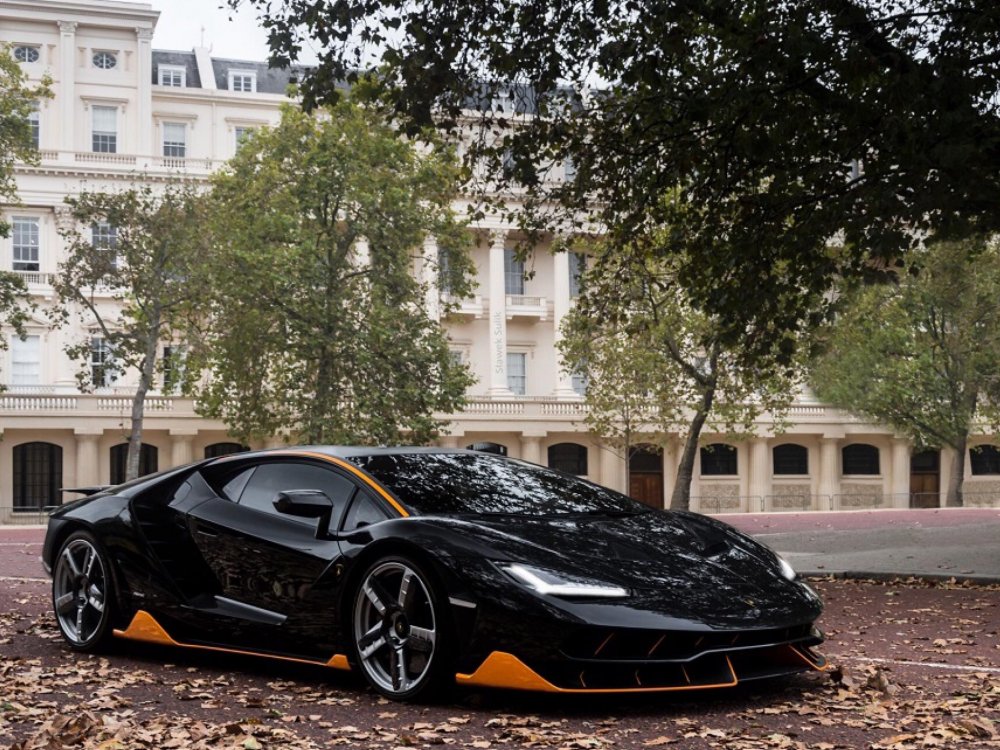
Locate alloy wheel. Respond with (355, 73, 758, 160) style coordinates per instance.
(53, 538, 108, 646)
(353, 560, 437, 695)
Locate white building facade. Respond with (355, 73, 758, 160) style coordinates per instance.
(3, 0, 1000, 522)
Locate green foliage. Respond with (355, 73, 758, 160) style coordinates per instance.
(0, 44, 51, 236)
(0, 45, 50, 370)
(811, 237, 1000, 504)
(195, 97, 474, 445)
(560, 225, 805, 510)
(234, 0, 1000, 361)
(53, 182, 211, 479)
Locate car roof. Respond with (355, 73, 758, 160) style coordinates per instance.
(218, 445, 479, 463)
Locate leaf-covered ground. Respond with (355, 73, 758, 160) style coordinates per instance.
(2, 577, 998, 750)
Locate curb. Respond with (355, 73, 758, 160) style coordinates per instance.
(801, 570, 1000, 585)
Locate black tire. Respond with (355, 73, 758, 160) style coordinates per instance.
(349, 554, 454, 701)
(51, 530, 116, 651)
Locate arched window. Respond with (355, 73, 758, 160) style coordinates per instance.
(548, 443, 588, 475)
(466, 442, 507, 456)
(204, 442, 250, 459)
(700, 444, 737, 476)
(773, 444, 809, 475)
(970, 445, 1000, 475)
(842, 443, 880, 475)
(110, 443, 159, 484)
(13, 442, 63, 511)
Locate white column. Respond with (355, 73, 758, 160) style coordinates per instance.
(58, 21, 77, 154)
(488, 231, 512, 396)
(817, 437, 839, 511)
(552, 250, 576, 397)
(520, 434, 543, 465)
(74, 431, 101, 488)
(890, 438, 910, 508)
(747, 438, 769, 512)
(136, 27, 154, 156)
(599, 444, 624, 493)
(423, 236, 440, 321)
(354, 236, 370, 269)
(661, 439, 677, 504)
(170, 430, 196, 468)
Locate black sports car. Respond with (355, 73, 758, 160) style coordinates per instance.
(42, 446, 826, 700)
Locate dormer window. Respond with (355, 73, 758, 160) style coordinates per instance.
(158, 65, 186, 87)
(93, 51, 117, 70)
(14, 46, 40, 64)
(228, 70, 257, 93)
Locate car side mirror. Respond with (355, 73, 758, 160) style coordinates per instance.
(273, 490, 334, 538)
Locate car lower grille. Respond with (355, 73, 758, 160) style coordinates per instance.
(533, 643, 825, 691)
(560, 623, 816, 663)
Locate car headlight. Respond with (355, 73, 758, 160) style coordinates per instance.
(499, 563, 629, 599)
(776, 554, 797, 581)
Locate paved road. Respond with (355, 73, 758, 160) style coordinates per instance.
(722, 508, 1000, 582)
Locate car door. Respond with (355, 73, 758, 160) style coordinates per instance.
(185, 459, 356, 658)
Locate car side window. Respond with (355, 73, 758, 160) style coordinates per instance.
(343, 491, 391, 531)
(221, 467, 255, 502)
(236, 462, 356, 527)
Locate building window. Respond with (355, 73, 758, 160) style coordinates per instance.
(494, 87, 515, 114)
(466, 442, 507, 456)
(162, 345, 185, 393)
(228, 70, 257, 92)
(571, 371, 588, 396)
(504, 247, 524, 295)
(970, 445, 1000, 475)
(548, 443, 588, 475)
(162, 122, 186, 158)
(773, 443, 809, 475)
(91, 221, 118, 269)
(14, 46, 40, 64)
(92, 106, 117, 153)
(507, 351, 526, 395)
(13, 442, 62, 511)
(12, 217, 39, 272)
(158, 65, 185, 87)
(90, 337, 116, 387)
(204, 442, 249, 459)
(110, 443, 158, 484)
(92, 51, 117, 70)
(569, 251, 586, 297)
(234, 126, 254, 149)
(28, 102, 40, 149)
(701, 443, 738, 476)
(10, 334, 41, 385)
(842, 443, 880, 475)
(563, 156, 576, 181)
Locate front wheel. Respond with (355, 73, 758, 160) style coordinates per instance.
(52, 530, 115, 651)
(351, 556, 452, 701)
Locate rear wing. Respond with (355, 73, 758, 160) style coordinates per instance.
(61, 485, 112, 497)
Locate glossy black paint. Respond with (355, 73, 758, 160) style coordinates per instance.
(43, 446, 824, 686)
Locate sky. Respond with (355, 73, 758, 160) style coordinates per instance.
(148, 0, 320, 64)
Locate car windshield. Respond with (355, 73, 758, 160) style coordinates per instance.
(349, 452, 647, 517)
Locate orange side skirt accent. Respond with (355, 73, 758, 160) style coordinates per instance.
(455, 651, 739, 694)
(113, 610, 351, 671)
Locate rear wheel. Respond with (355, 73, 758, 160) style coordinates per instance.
(351, 556, 452, 701)
(52, 530, 115, 651)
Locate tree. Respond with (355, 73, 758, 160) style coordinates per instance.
(194, 97, 474, 445)
(53, 183, 211, 481)
(233, 0, 1000, 362)
(0, 45, 51, 380)
(810, 237, 1000, 507)
(560, 230, 805, 511)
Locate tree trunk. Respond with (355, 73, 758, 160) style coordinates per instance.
(669, 387, 715, 511)
(946, 433, 967, 507)
(126, 325, 161, 481)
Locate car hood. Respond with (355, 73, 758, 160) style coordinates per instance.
(419, 510, 821, 628)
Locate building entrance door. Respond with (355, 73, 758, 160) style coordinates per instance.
(629, 445, 664, 508)
(909, 450, 940, 508)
